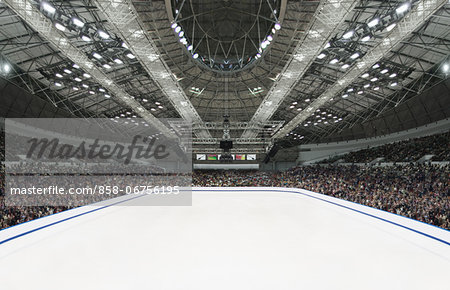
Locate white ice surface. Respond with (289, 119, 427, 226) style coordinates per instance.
(0, 187, 449, 290)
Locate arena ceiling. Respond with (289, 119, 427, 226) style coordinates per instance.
(0, 0, 449, 152)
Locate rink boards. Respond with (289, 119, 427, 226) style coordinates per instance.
(0, 187, 449, 290)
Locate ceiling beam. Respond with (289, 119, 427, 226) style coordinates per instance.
(241, 0, 359, 138)
(92, 0, 212, 138)
(3, 0, 177, 138)
(274, 0, 447, 139)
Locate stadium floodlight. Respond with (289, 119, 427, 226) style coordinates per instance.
(386, 23, 396, 32)
(324, 42, 331, 49)
(97, 30, 110, 39)
(390, 82, 398, 87)
(342, 94, 348, 98)
(193, 53, 199, 59)
(292, 102, 297, 105)
(380, 69, 389, 74)
(289, 105, 295, 109)
(347, 88, 354, 92)
(361, 35, 371, 42)
(317, 53, 327, 59)
(121, 42, 129, 49)
(373, 86, 380, 91)
(72, 17, 84, 28)
(175, 26, 181, 33)
(81, 34, 92, 42)
(158, 105, 163, 109)
(267, 35, 273, 42)
(357, 90, 363, 94)
(342, 30, 354, 39)
(155, 102, 161, 105)
(171, 23, 178, 29)
(83, 73, 91, 78)
(330, 58, 339, 64)
(103, 63, 111, 69)
(64, 69, 72, 74)
(178, 31, 184, 37)
(89, 90, 95, 94)
(187, 45, 193, 51)
(73, 86, 79, 91)
(55, 73, 63, 78)
(92, 52, 102, 59)
(363, 83, 370, 88)
(104, 94, 111, 98)
(370, 77, 378, 82)
(54, 82, 62, 87)
(350, 52, 360, 59)
(126, 53, 135, 59)
(151, 108, 156, 111)
(82, 83, 89, 88)
(367, 18, 379, 28)
(396, 3, 410, 15)
(372, 63, 380, 69)
(72, 63, 80, 69)
(41, 2, 56, 15)
(443, 63, 449, 73)
(274, 23, 281, 30)
(99, 88, 105, 92)
(389, 73, 397, 78)
(297, 108, 302, 111)
(74, 77, 82, 82)
(361, 73, 369, 78)
(113, 58, 123, 64)
(342, 64, 350, 69)
(54, 22, 66, 32)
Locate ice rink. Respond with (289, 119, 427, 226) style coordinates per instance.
(1, 187, 449, 289)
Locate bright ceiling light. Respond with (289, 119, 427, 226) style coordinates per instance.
(371, 77, 378, 82)
(367, 18, 379, 28)
(289, 105, 295, 109)
(330, 58, 339, 64)
(361, 35, 371, 42)
(357, 90, 363, 94)
(158, 105, 163, 109)
(342, 94, 348, 98)
(63, 69, 72, 74)
(72, 17, 84, 28)
(54, 82, 62, 87)
(151, 108, 156, 111)
(126, 53, 135, 59)
(55, 73, 63, 78)
(342, 64, 350, 69)
(380, 69, 389, 74)
(99, 88, 105, 92)
(347, 88, 354, 92)
(274, 23, 281, 30)
(324, 42, 331, 49)
(396, 3, 410, 15)
(73, 87, 79, 91)
(89, 90, 95, 95)
(267, 35, 273, 42)
(82, 83, 89, 88)
(373, 86, 380, 91)
(187, 45, 193, 51)
(175, 26, 181, 33)
(74, 77, 82, 82)
(178, 30, 184, 37)
(361, 73, 369, 78)
(104, 94, 111, 98)
(342, 30, 354, 39)
(72, 64, 80, 69)
(317, 53, 327, 59)
(350, 52, 360, 59)
(193, 53, 199, 59)
(363, 83, 370, 88)
(297, 108, 302, 111)
(390, 82, 398, 87)
(41, 2, 56, 15)
(81, 35, 92, 42)
(54, 22, 66, 32)
(292, 102, 297, 105)
(83, 73, 91, 78)
(171, 23, 178, 29)
(386, 23, 396, 32)
(372, 63, 380, 69)
(389, 73, 397, 78)
(103, 64, 111, 69)
(98, 30, 109, 39)
(121, 42, 129, 49)
(92, 52, 102, 59)
(113, 58, 123, 64)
